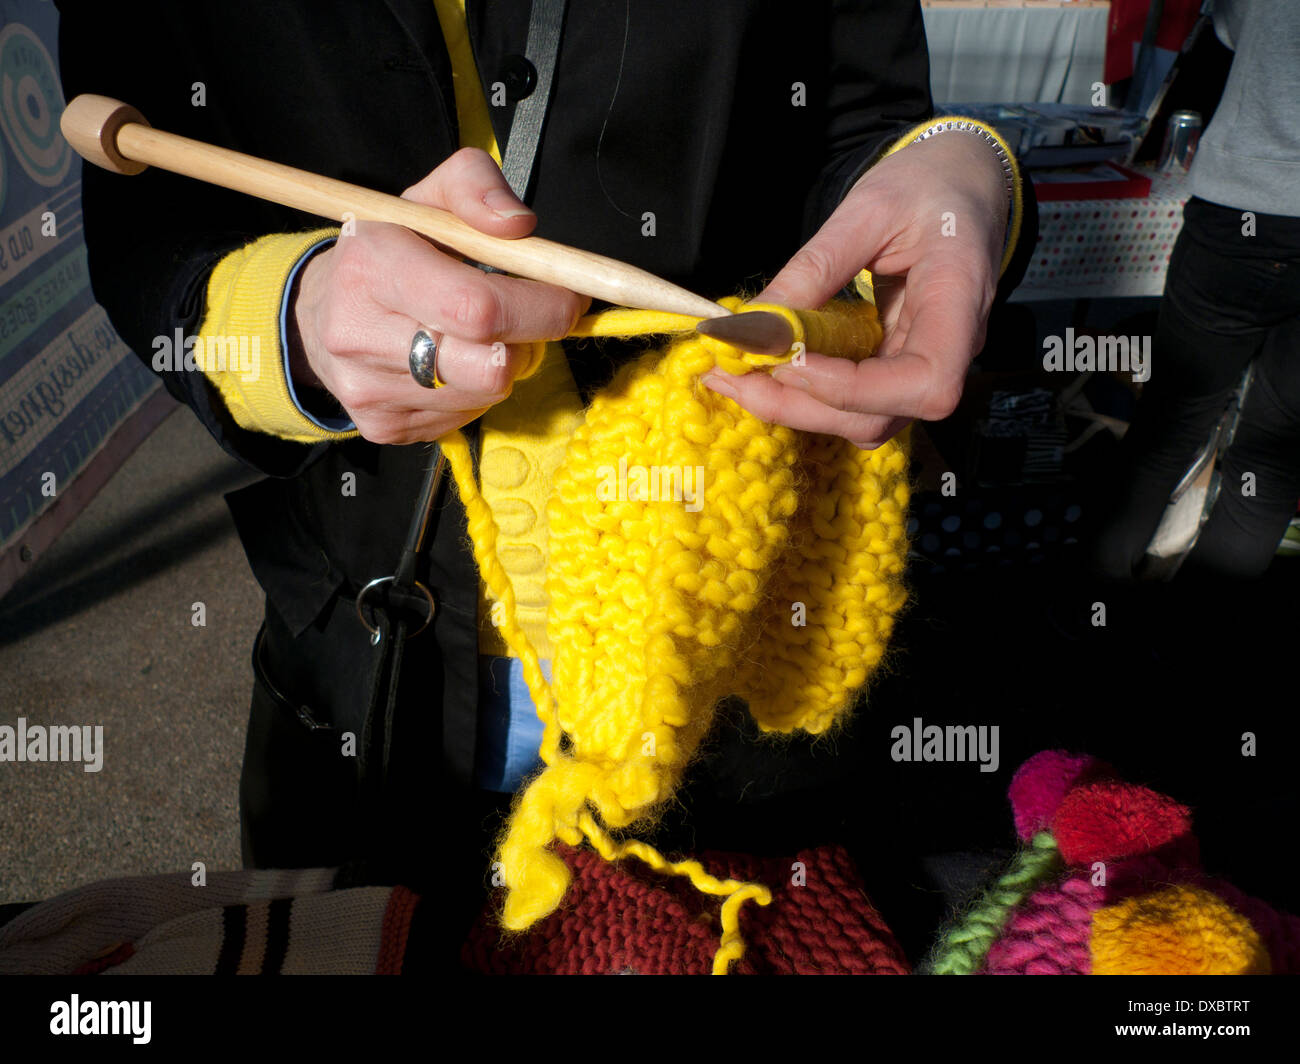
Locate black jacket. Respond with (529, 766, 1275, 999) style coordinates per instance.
(55, 1, 1031, 832)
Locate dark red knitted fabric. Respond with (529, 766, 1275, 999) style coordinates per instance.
(461, 843, 908, 974)
(375, 885, 421, 975)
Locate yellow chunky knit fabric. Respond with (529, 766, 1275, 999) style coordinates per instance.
(439, 296, 910, 973)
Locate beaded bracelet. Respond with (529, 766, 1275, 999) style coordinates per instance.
(911, 118, 1016, 204)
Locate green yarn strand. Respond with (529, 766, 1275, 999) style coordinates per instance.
(926, 832, 1061, 975)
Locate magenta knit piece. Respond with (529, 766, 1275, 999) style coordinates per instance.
(984, 872, 1101, 974)
(1007, 751, 1103, 841)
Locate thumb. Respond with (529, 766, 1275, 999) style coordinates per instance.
(756, 188, 893, 309)
(402, 146, 537, 238)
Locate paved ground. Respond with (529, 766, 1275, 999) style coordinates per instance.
(0, 403, 261, 904)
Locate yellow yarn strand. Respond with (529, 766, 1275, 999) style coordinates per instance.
(438, 296, 909, 974)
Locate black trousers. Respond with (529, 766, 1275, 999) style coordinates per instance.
(1092, 197, 1300, 581)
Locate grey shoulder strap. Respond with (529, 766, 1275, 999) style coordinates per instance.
(499, 0, 569, 201)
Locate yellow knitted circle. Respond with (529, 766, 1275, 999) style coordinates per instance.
(490, 497, 539, 537)
(479, 445, 531, 490)
(1091, 884, 1271, 975)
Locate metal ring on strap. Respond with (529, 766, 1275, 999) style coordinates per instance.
(354, 575, 436, 642)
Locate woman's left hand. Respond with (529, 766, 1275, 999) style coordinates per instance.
(702, 130, 1009, 448)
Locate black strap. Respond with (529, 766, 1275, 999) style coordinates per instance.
(393, 451, 446, 592)
(357, 0, 568, 821)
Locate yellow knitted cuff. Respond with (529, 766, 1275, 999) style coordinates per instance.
(853, 115, 1025, 300)
(196, 228, 358, 443)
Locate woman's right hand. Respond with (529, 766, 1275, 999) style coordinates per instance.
(288, 146, 590, 444)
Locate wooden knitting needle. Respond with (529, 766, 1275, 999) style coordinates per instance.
(60, 94, 793, 351)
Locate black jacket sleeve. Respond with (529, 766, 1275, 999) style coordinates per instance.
(53, 1, 395, 478)
(801, 0, 935, 239)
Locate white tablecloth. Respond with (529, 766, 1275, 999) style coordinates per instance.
(923, 1, 1110, 106)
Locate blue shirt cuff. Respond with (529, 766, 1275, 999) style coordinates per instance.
(279, 236, 356, 433)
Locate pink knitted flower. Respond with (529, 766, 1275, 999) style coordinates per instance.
(1007, 750, 1107, 841)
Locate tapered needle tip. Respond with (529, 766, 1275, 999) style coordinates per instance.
(696, 311, 796, 356)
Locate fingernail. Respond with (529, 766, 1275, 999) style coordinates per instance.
(485, 188, 533, 219)
(772, 368, 810, 390)
(702, 372, 737, 398)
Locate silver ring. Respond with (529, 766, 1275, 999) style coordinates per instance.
(409, 329, 443, 388)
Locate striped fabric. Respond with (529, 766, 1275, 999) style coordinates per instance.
(0, 868, 424, 976)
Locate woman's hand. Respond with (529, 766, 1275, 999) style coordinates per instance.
(702, 131, 1009, 448)
(289, 147, 590, 444)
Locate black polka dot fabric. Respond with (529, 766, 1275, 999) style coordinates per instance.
(906, 490, 1084, 574)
